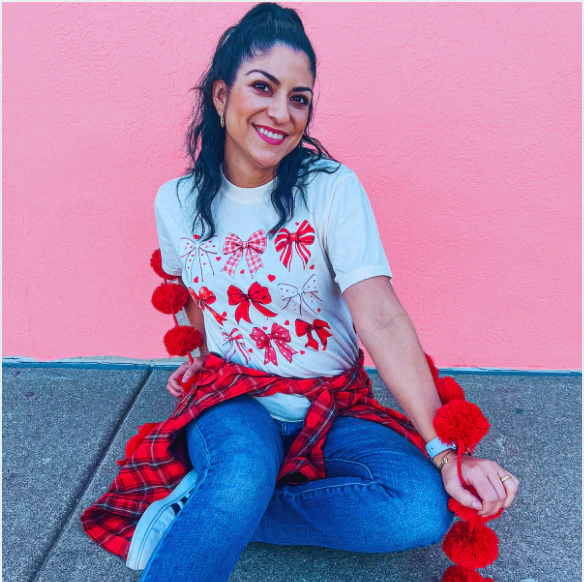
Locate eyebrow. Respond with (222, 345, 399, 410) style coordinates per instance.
(245, 69, 313, 94)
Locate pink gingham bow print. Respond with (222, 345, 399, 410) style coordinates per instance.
(222, 230, 267, 278)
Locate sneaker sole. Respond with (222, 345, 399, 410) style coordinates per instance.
(126, 469, 199, 570)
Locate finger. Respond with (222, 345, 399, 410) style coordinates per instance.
(498, 470, 519, 509)
(484, 470, 507, 516)
(182, 366, 201, 386)
(170, 365, 187, 381)
(468, 472, 499, 516)
(167, 386, 181, 398)
(445, 476, 484, 510)
(168, 377, 184, 394)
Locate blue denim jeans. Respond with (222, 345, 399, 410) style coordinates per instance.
(139, 394, 454, 581)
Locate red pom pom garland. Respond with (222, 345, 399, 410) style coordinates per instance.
(422, 354, 503, 581)
(150, 249, 202, 366)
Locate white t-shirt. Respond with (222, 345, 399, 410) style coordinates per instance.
(154, 159, 393, 421)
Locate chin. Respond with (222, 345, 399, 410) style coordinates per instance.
(250, 150, 287, 169)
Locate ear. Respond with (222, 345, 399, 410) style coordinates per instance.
(212, 79, 228, 113)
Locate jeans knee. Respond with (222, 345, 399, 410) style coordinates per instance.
(375, 467, 455, 550)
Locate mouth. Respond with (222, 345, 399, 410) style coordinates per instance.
(253, 124, 287, 145)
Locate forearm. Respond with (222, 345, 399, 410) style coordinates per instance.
(358, 311, 454, 467)
(175, 278, 210, 358)
(183, 296, 210, 357)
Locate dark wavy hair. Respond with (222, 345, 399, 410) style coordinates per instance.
(176, 2, 342, 243)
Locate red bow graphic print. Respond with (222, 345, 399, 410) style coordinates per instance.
(222, 230, 267, 278)
(295, 318, 332, 351)
(274, 220, 315, 271)
(227, 281, 278, 324)
(250, 322, 298, 365)
(188, 286, 227, 326)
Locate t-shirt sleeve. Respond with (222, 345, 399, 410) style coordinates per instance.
(154, 184, 183, 277)
(323, 171, 393, 294)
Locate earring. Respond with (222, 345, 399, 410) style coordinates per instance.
(220, 111, 225, 128)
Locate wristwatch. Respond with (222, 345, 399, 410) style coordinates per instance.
(425, 436, 457, 459)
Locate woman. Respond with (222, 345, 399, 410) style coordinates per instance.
(142, 3, 519, 580)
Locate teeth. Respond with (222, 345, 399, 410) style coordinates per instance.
(256, 126, 284, 139)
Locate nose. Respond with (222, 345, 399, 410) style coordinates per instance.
(267, 92, 290, 126)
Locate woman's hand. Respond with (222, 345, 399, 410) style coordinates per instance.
(166, 356, 207, 398)
(440, 453, 520, 517)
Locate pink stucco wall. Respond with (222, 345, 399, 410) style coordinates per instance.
(3, 3, 581, 369)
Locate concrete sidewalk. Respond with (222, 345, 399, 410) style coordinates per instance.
(2, 362, 581, 582)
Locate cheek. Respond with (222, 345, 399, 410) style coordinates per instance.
(291, 110, 309, 129)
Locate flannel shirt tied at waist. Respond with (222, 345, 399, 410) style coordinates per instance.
(80, 347, 429, 561)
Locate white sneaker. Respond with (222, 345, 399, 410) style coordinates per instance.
(126, 469, 199, 570)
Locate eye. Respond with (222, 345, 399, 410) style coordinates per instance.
(252, 82, 271, 93)
(292, 95, 309, 106)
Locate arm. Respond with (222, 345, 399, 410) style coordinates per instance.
(176, 278, 210, 358)
(343, 276, 455, 468)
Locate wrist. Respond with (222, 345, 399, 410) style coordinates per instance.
(432, 448, 457, 468)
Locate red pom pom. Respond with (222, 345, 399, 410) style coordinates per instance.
(164, 325, 202, 357)
(437, 376, 466, 404)
(151, 249, 180, 280)
(433, 399, 491, 452)
(442, 521, 499, 569)
(116, 422, 158, 466)
(441, 565, 492, 582)
(152, 283, 189, 314)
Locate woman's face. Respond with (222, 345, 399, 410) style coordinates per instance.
(213, 43, 314, 183)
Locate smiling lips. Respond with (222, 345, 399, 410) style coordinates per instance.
(253, 124, 287, 145)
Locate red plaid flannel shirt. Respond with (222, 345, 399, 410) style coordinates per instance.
(80, 348, 429, 561)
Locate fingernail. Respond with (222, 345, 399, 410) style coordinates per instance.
(472, 501, 482, 509)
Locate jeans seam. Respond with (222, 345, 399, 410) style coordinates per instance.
(328, 456, 375, 481)
(274, 480, 387, 499)
(191, 422, 211, 481)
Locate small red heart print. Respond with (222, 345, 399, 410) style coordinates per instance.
(216, 257, 221, 261)
(194, 277, 199, 283)
(317, 308, 321, 312)
(222, 312, 226, 317)
(262, 326, 268, 330)
(300, 350, 305, 355)
(194, 234, 200, 239)
(267, 274, 276, 282)
(248, 348, 253, 353)
(240, 269, 245, 274)
(310, 265, 315, 270)
(284, 320, 290, 325)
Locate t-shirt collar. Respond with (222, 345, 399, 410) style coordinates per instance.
(220, 162, 275, 204)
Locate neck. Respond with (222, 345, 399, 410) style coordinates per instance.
(221, 157, 276, 188)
